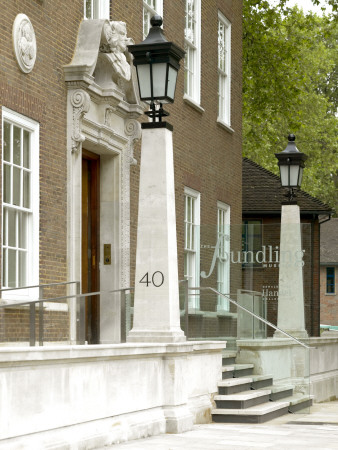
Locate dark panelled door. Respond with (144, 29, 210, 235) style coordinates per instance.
(82, 150, 100, 343)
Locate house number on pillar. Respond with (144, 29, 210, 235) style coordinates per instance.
(139, 272, 164, 287)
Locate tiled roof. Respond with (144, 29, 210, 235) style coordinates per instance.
(242, 157, 332, 215)
(320, 218, 338, 264)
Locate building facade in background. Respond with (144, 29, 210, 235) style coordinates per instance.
(320, 218, 338, 328)
(0, 0, 243, 344)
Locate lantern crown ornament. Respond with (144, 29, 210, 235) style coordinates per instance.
(275, 134, 308, 202)
(128, 15, 185, 124)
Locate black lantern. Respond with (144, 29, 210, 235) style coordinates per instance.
(128, 15, 185, 122)
(275, 134, 307, 201)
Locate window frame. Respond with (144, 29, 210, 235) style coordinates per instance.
(326, 267, 335, 294)
(143, 0, 163, 40)
(217, 11, 231, 127)
(184, 0, 201, 105)
(84, 0, 110, 20)
(2, 108, 39, 301)
(217, 202, 230, 311)
(242, 220, 262, 267)
(184, 187, 200, 309)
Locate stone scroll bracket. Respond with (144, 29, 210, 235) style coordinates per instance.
(124, 118, 141, 165)
(70, 89, 91, 153)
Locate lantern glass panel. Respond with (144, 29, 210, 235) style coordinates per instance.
(136, 64, 152, 99)
(152, 63, 167, 98)
(290, 165, 300, 187)
(279, 165, 289, 187)
(298, 166, 303, 187)
(167, 65, 178, 101)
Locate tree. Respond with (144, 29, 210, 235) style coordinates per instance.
(243, 0, 338, 212)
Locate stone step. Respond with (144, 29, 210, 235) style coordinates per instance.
(212, 401, 290, 424)
(233, 363, 254, 378)
(283, 394, 314, 413)
(221, 365, 235, 379)
(259, 384, 294, 401)
(221, 363, 254, 379)
(215, 389, 271, 409)
(222, 351, 237, 366)
(217, 377, 253, 395)
(251, 375, 273, 389)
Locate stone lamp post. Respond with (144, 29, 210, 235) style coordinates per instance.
(127, 16, 186, 342)
(274, 134, 308, 338)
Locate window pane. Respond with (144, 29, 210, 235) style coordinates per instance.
(8, 209, 16, 247)
(3, 122, 11, 162)
(2, 209, 7, 246)
(3, 164, 11, 204)
(85, 0, 92, 18)
(13, 126, 21, 166)
(13, 166, 21, 206)
(23, 130, 30, 169)
(23, 171, 31, 209)
(326, 267, 335, 294)
(8, 249, 17, 288)
(18, 212, 27, 248)
(19, 251, 27, 287)
(2, 248, 7, 286)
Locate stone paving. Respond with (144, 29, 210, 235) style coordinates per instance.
(98, 401, 338, 449)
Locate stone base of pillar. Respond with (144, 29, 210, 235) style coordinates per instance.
(273, 329, 308, 339)
(163, 405, 194, 433)
(127, 329, 186, 343)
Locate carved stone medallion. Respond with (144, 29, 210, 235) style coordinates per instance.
(13, 14, 37, 73)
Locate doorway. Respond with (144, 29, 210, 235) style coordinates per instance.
(82, 150, 100, 343)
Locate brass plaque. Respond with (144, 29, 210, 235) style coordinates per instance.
(104, 244, 111, 265)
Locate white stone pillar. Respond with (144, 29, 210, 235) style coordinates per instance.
(128, 123, 185, 343)
(274, 204, 308, 338)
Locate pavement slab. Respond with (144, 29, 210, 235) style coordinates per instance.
(97, 401, 338, 449)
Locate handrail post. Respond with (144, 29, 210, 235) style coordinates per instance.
(39, 286, 44, 346)
(76, 282, 85, 345)
(121, 289, 126, 343)
(29, 302, 36, 346)
(184, 279, 189, 339)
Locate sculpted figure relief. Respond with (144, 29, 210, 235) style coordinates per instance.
(13, 14, 37, 73)
(101, 21, 133, 82)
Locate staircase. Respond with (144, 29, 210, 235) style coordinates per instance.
(212, 351, 313, 424)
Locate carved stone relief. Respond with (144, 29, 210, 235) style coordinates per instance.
(12, 14, 37, 73)
(100, 21, 133, 82)
(70, 89, 91, 153)
(124, 119, 141, 165)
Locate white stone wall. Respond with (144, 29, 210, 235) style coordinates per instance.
(237, 337, 338, 402)
(0, 342, 223, 448)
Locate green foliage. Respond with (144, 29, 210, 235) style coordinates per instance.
(243, 0, 338, 212)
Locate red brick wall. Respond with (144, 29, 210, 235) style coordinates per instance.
(0, 1, 83, 337)
(113, 0, 243, 291)
(320, 266, 338, 326)
(0, 0, 83, 287)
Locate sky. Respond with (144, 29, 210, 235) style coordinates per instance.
(270, 0, 333, 15)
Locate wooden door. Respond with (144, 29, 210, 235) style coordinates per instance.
(82, 150, 100, 344)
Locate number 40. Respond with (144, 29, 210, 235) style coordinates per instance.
(139, 271, 164, 287)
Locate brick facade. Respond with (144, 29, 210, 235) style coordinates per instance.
(0, 1, 243, 342)
(320, 266, 338, 326)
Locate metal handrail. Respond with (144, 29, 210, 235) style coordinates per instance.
(0, 281, 79, 293)
(0, 284, 134, 347)
(188, 286, 311, 349)
(0, 287, 134, 309)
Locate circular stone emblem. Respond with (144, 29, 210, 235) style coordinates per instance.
(13, 14, 37, 73)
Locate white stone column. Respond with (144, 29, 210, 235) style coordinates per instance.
(274, 204, 308, 338)
(128, 123, 185, 343)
